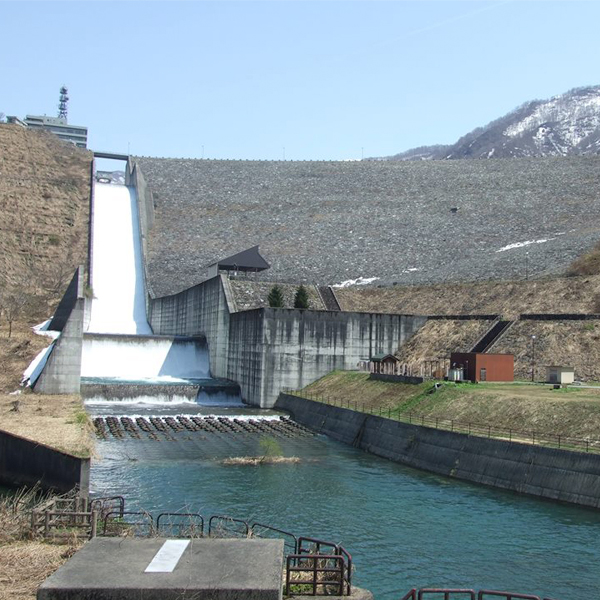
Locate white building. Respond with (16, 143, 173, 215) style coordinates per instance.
(546, 366, 575, 385)
(24, 115, 87, 148)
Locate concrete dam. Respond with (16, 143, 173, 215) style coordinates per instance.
(36, 180, 244, 406)
(33, 160, 428, 407)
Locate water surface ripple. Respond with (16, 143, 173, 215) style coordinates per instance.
(90, 408, 600, 600)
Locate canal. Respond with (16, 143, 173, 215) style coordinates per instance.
(89, 402, 600, 600)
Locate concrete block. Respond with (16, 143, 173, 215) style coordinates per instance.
(38, 537, 284, 600)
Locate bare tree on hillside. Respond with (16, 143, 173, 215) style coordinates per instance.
(4, 291, 31, 338)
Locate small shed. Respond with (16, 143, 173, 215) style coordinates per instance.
(546, 366, 575, 385)
(206, 245, 270, 278)
(450, 352, 514, 383)
(370, 353, 399, 375)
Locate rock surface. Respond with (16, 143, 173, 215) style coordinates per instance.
(136, 156, 600, 297)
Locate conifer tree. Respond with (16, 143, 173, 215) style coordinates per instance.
(268, 285, 284, 308)
(294, 285, 309, 309)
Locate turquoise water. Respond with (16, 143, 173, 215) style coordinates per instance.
(89, 405, 600, 600)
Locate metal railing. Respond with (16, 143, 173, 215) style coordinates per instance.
(156, 512, 204, 538)
(286, 553, 347, 596)
(286, 536, 352, 595)
(251, 522, 298, 556)
(284, 390, 600, 454)
(95, 503, 351, 596)
(102, 511, 154, 537)
(208, 515, 250, 538)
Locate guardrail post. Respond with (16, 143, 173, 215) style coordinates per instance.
(558, 435, 561, 449)
(90, 510, 97, 539)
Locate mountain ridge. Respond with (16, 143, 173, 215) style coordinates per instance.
(379, 85, 600, 160)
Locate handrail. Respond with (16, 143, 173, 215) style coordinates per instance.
(90, 496, 125, 519)
(286, 553, 346, 596)
(102, 511, 154, 536)
(156, 512, 204, 537)
(208, 515, 250, 537)
(250, 522, 298, 554)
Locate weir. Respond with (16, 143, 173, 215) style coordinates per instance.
(82, 181, 242, 407)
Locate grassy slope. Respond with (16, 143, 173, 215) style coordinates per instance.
(335, 275, 600, 317)
(0, 124, 92, 454)
(302, 371, 600, 439)
(0, 393, 93, 458)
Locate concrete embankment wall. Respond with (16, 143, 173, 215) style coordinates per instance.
(148, 275, 232, 383)
(35, 271, 85, 395)
(276, 394, 600, 509)
(258, 309, 427, 407)
(149, 275, 427, 407)
(0, 430, 90, 495)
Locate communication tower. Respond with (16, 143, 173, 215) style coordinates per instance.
(58, 86, 69, 121)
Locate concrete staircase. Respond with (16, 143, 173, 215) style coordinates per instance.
(470, 319, 514, 353)
(318, 286, 342, 311)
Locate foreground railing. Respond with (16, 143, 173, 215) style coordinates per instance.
(284, 389, 600, 454)
(97, 506, 353, 595)
(284, 536, 352, 595)
(399, 589, 560, 600)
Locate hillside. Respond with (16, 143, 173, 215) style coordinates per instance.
(0, 124, 91, 391)
(136, 156, 600, 296)
(335, 274, 600, 317)
(384, 85, 600, 160)
(302, 372, 600, 441)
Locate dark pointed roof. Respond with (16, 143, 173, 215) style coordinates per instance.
(212, 245, 270, 272)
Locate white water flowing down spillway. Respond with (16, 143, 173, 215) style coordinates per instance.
(87, 183, 151, 335)
(82, 182, 215, 387)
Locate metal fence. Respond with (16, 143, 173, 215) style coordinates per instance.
(285, 390, 600, 454)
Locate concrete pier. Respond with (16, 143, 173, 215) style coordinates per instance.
(38, 537, 284, 600)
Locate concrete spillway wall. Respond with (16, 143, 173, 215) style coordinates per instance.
(149, 276, 427, 407)
(81, 333, 210, 380)
(276, 393, 600, 509)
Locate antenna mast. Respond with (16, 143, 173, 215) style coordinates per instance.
(58, 86, 69, 121)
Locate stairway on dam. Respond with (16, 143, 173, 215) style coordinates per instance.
(82, 182, 242, 406)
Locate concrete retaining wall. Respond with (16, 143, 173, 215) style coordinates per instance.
(259, 309, 427, 407)
(276, 394, 600, 509)
(148, 275, 232, 382)
(35, 295, 85, 395)
(149, 275, 427, 407)
(0, 430, 90, 495)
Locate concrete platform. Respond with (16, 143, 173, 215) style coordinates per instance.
(37, 537, 284, 600)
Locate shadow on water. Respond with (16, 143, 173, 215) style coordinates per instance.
(89, 415, 600, 600)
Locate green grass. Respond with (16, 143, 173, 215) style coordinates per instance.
(297, 371, 600, 441)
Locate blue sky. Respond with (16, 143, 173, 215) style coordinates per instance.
(3, 1, 600, 160)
